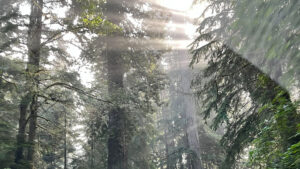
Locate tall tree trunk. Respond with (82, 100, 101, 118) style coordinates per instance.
(104, 0, 128, 168)
(165, 115, 176, 169)
(181, 57, 202, 169)
(164, 129, 171, 169)
(184, 94, 202, 169)
(14, 0, 43, 166)
(26, 0, 43, 167)
(169, 6, 203, 167)
(160, 89, 173, 169)
(64, 111, 67, 169)
(27, 95, 38, 166)
(15, 94, 32, 164)
(173, 48, 203, 169)
(106, 49, 128, 169)
(91, 123, 94, 169)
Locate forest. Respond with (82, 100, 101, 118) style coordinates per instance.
(0, 0, 299, 169)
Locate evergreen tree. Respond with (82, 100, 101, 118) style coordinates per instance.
(191, 0, 300, 168)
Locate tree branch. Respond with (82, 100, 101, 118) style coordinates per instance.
(45, 82, 112, 104)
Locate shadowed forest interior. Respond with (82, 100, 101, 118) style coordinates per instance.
(0, 0, 299, 169)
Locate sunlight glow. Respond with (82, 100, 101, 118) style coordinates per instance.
(160, 0, 194, 11)
(158, 0, 209, 49)
(159, 0, 208, 18)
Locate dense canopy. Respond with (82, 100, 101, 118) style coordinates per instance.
(0, 0, 299, 169)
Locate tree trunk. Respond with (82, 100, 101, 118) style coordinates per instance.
(27, 95, 38, 166)
(183, 69, 202, 169)
(24, 0, 43, 168)
(160, 89, 174, 169)
(106, 49, 128, 169)
(64, 111, 67, 169)
(15, 94, 32, 164)
(104, 0, 128, 168)
(90, 123, 94, 169)
(184, 94, 202, 169)
(164, 129, 171, 169)
(176, 49, 203, 169)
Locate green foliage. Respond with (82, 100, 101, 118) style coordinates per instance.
(192, 0, 300, 168)
(0, 120, 16, 168)
(70, 0, 171, 168)
(283, 139, 300, 168)
(191, 40, 299, 168)
(81, 12, 121, 34)
(248, 98, 300, 168)
(69, 0, 122, 35)
(195, 0, 300, 88)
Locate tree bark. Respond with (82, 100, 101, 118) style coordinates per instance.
(173, 48, 203, 169)
(181, 58, 202, 169)
(106, 49, 128, 169)
(64, 111, 67, 169)
(104, 0, 129, 168)
(27, 95, 38, 166)
(15, 0, 43, 167)
(164, 128, 171, 169)
(184, 94, 202, 169)
(170, 8, 203, 167)
(90, 122, 94, 169)
(15, 94, 32, 164)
